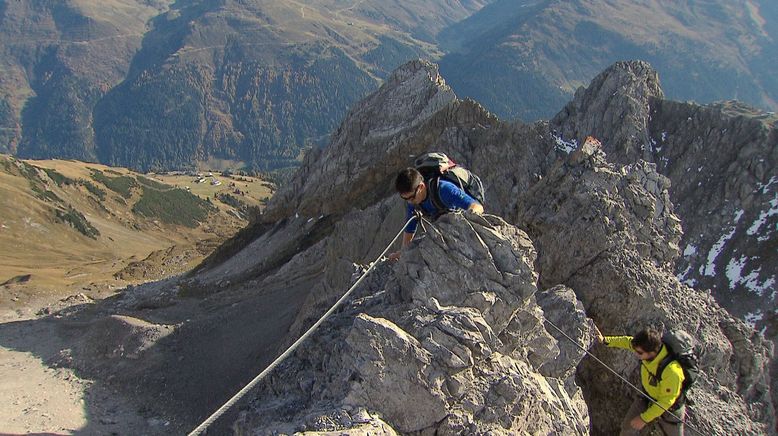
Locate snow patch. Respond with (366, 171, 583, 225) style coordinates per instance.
(553, 134, 578, 154)
(677, 264, 696, 287)
(725, 255, 748, 290)
(649, 137, 660, 153)
(746, 194, 778, 236)
(704, 227, 736, 276)
(683, 244, 697, 257)
(705, 209, 751, 277)
(748, 276, 776, 297)
(757, 176, 777, 194)
(744, 312, 763, 329)
(727, 256, 776, 296)
(661, 131, 667, 142)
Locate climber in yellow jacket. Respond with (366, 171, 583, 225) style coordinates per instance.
(596, 327, 686, 436)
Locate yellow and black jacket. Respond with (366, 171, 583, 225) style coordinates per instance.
(604, 335, 685, 422)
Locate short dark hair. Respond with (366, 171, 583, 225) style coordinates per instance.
(395, 167, 423, 193)
(631, 328, 662, 353)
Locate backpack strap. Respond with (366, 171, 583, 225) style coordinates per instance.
(654, 351, 687, 409)
(413, 176, 448, 220)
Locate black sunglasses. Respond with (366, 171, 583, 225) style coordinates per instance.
(401, 184, 421, 201)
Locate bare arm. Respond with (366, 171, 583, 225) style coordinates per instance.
(401, 231, 414, 248)
(388, 231, 415, 261)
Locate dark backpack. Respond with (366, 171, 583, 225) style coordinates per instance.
(414, 152, 485, 215)
(657, 329, 699, 407)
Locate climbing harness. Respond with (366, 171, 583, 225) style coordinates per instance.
(187, 216, 417, 436)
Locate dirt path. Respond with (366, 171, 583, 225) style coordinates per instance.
(0, 272, 313, 436)
(0, 304, 172, 435)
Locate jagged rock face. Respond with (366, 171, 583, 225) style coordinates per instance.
(551, 60, 778, 406)
(259, 59, 559, 226)
(517, 141, 774, 434)
(234, 214, 590, 435)
(262, 60, 466, 222)
(551, 60, 665, 165)
(647, 100, 778, 323)
(518, 142, 682, 287)
(183, 60, 775, 435)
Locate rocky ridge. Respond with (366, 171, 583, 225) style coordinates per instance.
(14, 59, 775, 435)
(185, 60, 774, 434)
(235, 214, 590, 434)
(552, 61, 778, 383)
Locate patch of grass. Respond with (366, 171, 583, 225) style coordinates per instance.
(132, 186, 214, 227)
(36, 188, 62, 203)
(1, 274, 32, 286)
(43, 168, 75, 187)
(13, 161, 63, 203)
(216, 192, 260, 220)
(17, 160, 40, 182)
(137, 176, 172, 191)
(90, 169, 138, 198)
(0, 157, 12, 172)
(55, 207, 100, 239)
(80, 180, 106, 201)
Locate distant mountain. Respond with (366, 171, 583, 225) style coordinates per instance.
(0, 0, 174, 157)
(1, 0, 490, 171)
(2, 0, 776, 171)
(439, 0, 778, 121)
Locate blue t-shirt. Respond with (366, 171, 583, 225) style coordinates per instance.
(404, 179, 477, 233)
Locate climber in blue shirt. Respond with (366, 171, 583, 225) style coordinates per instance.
(388, 167, 483, 260)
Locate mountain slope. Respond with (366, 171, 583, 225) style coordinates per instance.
(4, 0, 777, 172)
(204, 60, 774, 434)
(0, 0, 175, 157)
(551, 61, 778, 338)
(4, 0, 491, 171)
(0, 155, 269, 308)
(439, 0, 778, 121)
(2, 60, 774, 435)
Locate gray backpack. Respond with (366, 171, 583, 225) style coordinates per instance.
(414, 152, 485, 211)
(657, 330, 700, 407)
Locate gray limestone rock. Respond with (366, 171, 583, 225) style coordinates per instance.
(261, 59, 460, 223)
(550, 60, 778, 411)
(517, 138, 775, 434)
(551, 60, 664, 164)
(234, 215, 590, 435)
(183, 59, 775, 435)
